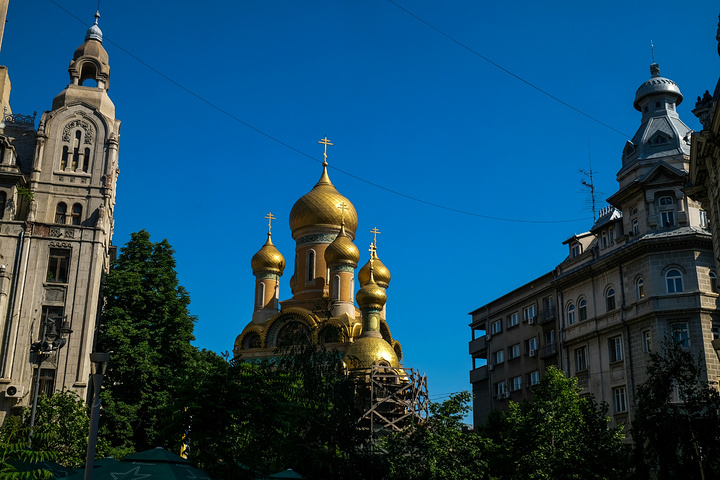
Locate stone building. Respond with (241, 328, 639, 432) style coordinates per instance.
(470, 62, 720, 427)
(0, 11, 120, 422)
(234, 142, 404, 372)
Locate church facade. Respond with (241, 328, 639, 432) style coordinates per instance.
(0, 11, 119, 422)
(470, 62, 720, 426)
(234, 142, 403, 371)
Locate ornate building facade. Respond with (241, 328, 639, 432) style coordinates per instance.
(470, 62, 720, 426)
(0, 11, 119, 422)
(234, 142, 403, 371)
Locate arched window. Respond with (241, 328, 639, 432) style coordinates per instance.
(666, 269, 683, 293)
(71, 130, 81, 171)
(256, 282, 265, 308)
(579, 298, 588, 321)
(606, 288, 616, 311)
(711, 271, 718, 294)
(306, 249, 316, 283)
(83, 147, 90, 172)
(276, 321, 310, 346)
(0, 191, 6, 220)
(659, 196, 674, 206)
(332, 275, 340, 300)
(60, 146, 69, 170)
(71, 203, 82, 225)
(567, 303, 576, 326)
(636, 277, 645, 300)
(55, 202, 67, 224)
(242, 332, 262, 349)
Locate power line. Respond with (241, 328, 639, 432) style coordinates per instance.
(386, 0, 633, 139)
(48, 0, 593, 225)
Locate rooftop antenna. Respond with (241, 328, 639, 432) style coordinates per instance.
(580, 140, 600, 221)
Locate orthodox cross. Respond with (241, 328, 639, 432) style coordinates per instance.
(337, 201, 349, 224)
(265, 212, 276, 234)
(318, 136, 333, 164)
(370, 227, 381, 247)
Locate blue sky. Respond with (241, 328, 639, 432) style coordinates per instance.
(3, 0, 720, 410)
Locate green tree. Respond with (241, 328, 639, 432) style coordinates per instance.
(24, 389, 90, 468)
(484, 366, 630, 479)
(0, 416, 54, 479)
(98, 230, 197, 455)
(381, 391, 490, 480)
(632, 337, 720, 479)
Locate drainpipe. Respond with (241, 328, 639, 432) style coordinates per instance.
(619, 263, 636, 420)
(0, 230, 24, 377)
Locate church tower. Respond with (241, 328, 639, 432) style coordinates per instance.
(0, 12, 120, 422)
(234, 138, 403, 365)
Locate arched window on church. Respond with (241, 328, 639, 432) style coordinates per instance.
(71, 203, 82, 226)
(55, 202, 67, 224)
(60, 146, 69, 171)
(256, 282, 265, 308)
(83, 147, 90, 172)
(71, 131, 81, 171)
(332, 275, 340, 300)
(306, 249, 316, 283)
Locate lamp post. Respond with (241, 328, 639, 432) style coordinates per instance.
(28, 313, 72, 446)
(84, 352, 109, 480)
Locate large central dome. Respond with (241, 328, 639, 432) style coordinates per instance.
(289, 163, 359, 238)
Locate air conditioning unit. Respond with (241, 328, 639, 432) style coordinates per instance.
(5, 385, 24, 398)
(498, 392, 509, 399)
(529, 350, 537, 357)
(487, 364, 494, 371)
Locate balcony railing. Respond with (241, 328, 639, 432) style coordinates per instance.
(538, 306, 556, 325)
(470, 365, 488, 383)
(469, 336, 487, 356)
(539, 342, 557, 358)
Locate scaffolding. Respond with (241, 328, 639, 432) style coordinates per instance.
(350, 365, 429, 443)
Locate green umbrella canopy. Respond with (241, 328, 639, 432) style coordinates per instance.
(62, 448, 211, 480)
(123, 448, 191, 464)
(269, 469, 303, 479)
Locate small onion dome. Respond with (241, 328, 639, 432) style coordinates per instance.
(633, 63, 683, 111)
(251, 234, 285, 275)
(289, 163, 358, 237)
(344, 336, 399, 369)
(358, 255, 390, 288)
(325, 224, 360, 266)
(356, 276, 387, 311)
(74, 12, 108, 64)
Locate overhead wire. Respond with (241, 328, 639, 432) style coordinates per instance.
(47, 0, 611, 224)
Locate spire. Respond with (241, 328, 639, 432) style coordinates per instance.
(85, 11, 103, 43)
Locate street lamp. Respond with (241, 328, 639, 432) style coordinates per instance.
(28, 313, 72, 446)
(84, 352, 109, 480)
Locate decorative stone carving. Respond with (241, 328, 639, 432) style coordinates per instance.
(50, 228, 62, 238)
(61, 119, 94, 145)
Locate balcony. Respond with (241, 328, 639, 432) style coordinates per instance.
(470, 365, 488, 383)
(538, 306, 556, 325)
(469, 336, 487, 356)
(539, 342, 557, 359)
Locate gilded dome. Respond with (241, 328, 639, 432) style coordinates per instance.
(289, 163, 358, 237)
(251, 234, 285, 275)
(356, 276, 387, 310)
(358, 255, 390, 288)
(325, 225, 360, 266)
(344, 336, 399, 369)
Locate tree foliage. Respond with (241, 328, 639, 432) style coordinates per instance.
(0, 417, 55, 480)
(483, 366, 630, 479)
(632, 337, 720, 479)
(381, 391, 489, 480)
(98, 230, 197, 455)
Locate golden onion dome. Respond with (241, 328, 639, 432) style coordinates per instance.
(289, 163, 358, 237)
(356, 276, 387, 311)
(344, 336, 399, 368)
(358, 255, 390, 288)
(251, 234, 285, 275)
(325, 224, 360, 266)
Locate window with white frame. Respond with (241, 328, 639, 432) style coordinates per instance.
(494, 381, 507, 396)
(491, 320, 502, 335)
(508, 312, 519, 328)
(526, 337, 538, 354)
(571, 242, 581, 258)
(613, 386, 628, 413)
(567, 303, 576, 325)
(671, 322, 690, 347)
(529, 370, 540, 386)
(700, 210, 708, 228)
(523, 305, 536, 322)
(661, 210, 675, 227)
(636, 277, 645, 300)
(509, 344, 520, 359)
(511, 376, 522, 391)
(575, 346, 588, 372)
(579, 298, 588, 321)
(608, 336, 623, 363)
(666, 269, 683, 293)
(643, 330, 651, 353)
(606, 288, 616, 311)
(493, 350, 504, 364)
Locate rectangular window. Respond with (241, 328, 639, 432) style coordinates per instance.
(661, 211, 675, 227)
(643, 330, 652, 353)
(545, 329, 555, 345)
(523, 305, 536, 322)
(508, 344, 520, 359)
(609, 227, 614, 244)
(571, 243, 581, 258)
(608, 336, 623, 363)
(602, 231, 608, 248)
(46, 249, 70, 283)
(493, 350, 504, 364)
(613, 386, 627, 413)
(494, 381, 507, 396)
(40, 306, 64, 338)
(575, 346, 588, 372)
(526, 337, 538, 354)
(31, 368, 56, 398)
(529, 370, 540, 386)
(700, 210, 708, 228)
(671, 322, 690, 347)
(511, 376, 522, 391)
(491, 320, 502, 335)
(508, 313, 519, 328)
(632, 218, 639, 235)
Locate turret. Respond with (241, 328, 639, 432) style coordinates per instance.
(324, 219, 359, 317)
(251, 213, 285, 323)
